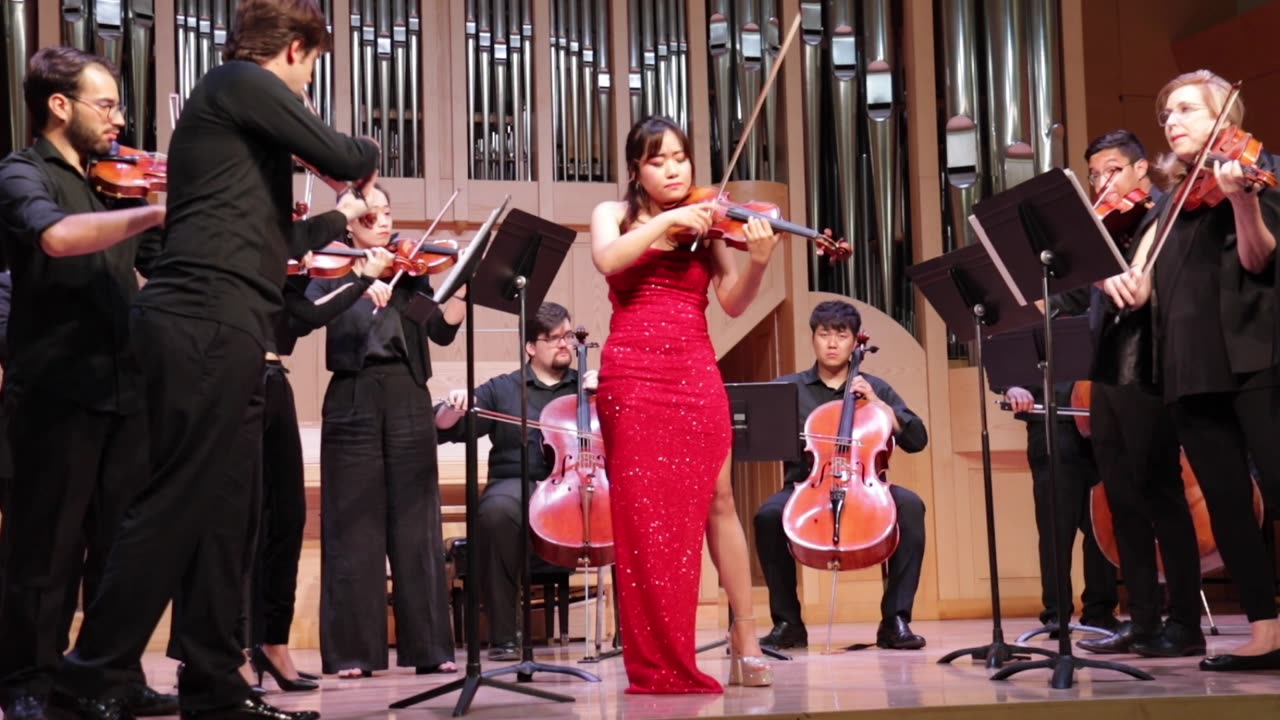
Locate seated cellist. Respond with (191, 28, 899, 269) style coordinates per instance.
(754, 300, 929, 650)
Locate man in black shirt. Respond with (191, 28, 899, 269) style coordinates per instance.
(58, 3, 380, 719)
(435, 302, 596, 661)
(0, 47, 171, 720)
(1003, 383, 1119, 634)
(754, 301, 930, 650)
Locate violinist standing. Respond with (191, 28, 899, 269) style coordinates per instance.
(297, 185, 463, 678)
(589, 116, 776, 693)
(754, 301, 929, 651)
(1112, 70, 1280, 671)
(1063, 131, 1205, 657)
(0, 47, 175, 720)
(435, 302, 597, 662)
(56, 1, 381, 717)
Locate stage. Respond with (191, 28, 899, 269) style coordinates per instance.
(138, 618, 1278, 720)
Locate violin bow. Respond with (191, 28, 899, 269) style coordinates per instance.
(371, 188, 461, 314)
(1141, 81, 1243, 274)
(1091, 168, 1123, 210)
(689, 13, 803, 251)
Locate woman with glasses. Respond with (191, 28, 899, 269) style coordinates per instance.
(295, 184, 465, 678)
(1110, 70, 1280, 671)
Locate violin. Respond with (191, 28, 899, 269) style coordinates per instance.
(666, 186, 852, 261)
(782, 332, 898, 574)
(1183, 127, 1279, 210)
(385, 234, 459, 277)
(529, 327, 614, 569)
(291, 241, 369, 279)
(89, 143, 167, 198)
(1094, 188, 1155, 238)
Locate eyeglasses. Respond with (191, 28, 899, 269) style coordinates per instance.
(536, 332, 573, 346)
(1087, 163, 1132, 186)
(1157, 103, 1206, 128)
(65, 95, 126, 120)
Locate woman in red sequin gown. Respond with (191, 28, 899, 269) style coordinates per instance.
(589, 117, 780, 693)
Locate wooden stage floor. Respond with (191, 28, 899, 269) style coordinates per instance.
(137, 617, 1280, 720)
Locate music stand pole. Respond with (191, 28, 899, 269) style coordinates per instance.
(937, 298, 1056, 669)
(989, 205, 1152, 689)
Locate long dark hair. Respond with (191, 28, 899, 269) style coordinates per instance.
(622, 116, 693, 230)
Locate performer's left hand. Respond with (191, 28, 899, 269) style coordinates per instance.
(582, 369, 599, 391)
(744, 216, 782, 265)
(1215, 158, 1256, 205)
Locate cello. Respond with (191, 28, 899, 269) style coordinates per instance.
(782, 332, 897, 649)
(527, 326, 614, 659)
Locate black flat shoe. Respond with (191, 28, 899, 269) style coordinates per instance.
(124, 685, 180, 717)
(1200, 648, 1280, 672)
(250, 646, 319, 692)
(415, 664, 459, 675)
(179, 697, 318, 720)
(876, 617, 926, 650)
(1132, 621, 1206, 658)
(49, 693, 131, 720)
(486, 643, 519, 662)
(760, 621, 808, 650)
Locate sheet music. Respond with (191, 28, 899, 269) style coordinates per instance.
(432, 195, 511, 304)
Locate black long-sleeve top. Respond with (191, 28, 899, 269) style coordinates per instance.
(0, 137, 162, 412)
(775, 366, 928, 487)
(134, 61, 379, 348)
(266, 212, 364, 355)
(301, 273, 460, 386)
(436, 366, 581, 483)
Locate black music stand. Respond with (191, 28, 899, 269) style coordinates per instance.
(982, 317, 1114, 643)
(390, 200, 579, 717)
(972, 168, 1151, 689)
(468, 210, 599, 687)
(907, 244, 1055, 670)
(692, 382, 801, 662)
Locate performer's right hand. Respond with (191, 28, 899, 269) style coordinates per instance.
(353, 247, 395, 280)
(1005, 387, 1035, 412)
(443, 389, 468, 412)
(1101, 267, 1151, 310)
(662, 201, 715, 236)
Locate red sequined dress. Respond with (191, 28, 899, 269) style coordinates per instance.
(597, 245, 730, 694)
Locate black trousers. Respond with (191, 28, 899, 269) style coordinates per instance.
(1026, 421, 1118, 624)
(1172, 386, 1280, 622)
(250, 362, 307, 647)
(59, 309, 265, 713)
(754, 483, 926, 627)
(318, 366, 453, 673)
(475, 477, 561, 646)
(1090, 383, 1201, 630)
(0, 393, 148, 705)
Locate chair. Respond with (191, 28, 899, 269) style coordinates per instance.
(445, 537, 573, 646)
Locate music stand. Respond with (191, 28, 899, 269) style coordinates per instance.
(391, 199, 578, 717)
(973, 168, 1151, 689)
(981, 317, 1113, 644)
(692, 382, 801, 662)
(906, 243, 1056, 669)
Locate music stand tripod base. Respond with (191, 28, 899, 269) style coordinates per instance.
(1017, 623, 1113, 644)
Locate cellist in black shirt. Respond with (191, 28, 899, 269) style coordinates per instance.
(1108, 70, 1280, 671)
(0, 47, 173, 720)
(57, 2, 381, 718)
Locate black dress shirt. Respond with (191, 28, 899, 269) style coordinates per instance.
(0, 270, 10, 370)
(1152, 152, 1280, 401)
(302, 272, 459, 386)
(437, 366, 581, 483)
(0, 137, 161, 412)
(267, 212, 366, 355)
(133, 61, 379, 348)
(775, 365, 928, 487)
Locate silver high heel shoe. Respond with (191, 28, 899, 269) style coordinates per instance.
(727, 616, 773, 687)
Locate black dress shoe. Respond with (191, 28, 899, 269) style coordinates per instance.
(759, 621, 808, 650)
(49, 694, 132, 720)
(1132, 621, 1206, 658)
(123, 686, 180, 717)
(876, 617, 926, 650)
(486, 643, 519, 662)
(4, 695, 49, 720)
(179, 696, 318, 720)
(1077, 622, 1155, 655)
(1200, 648, 1280, 672)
